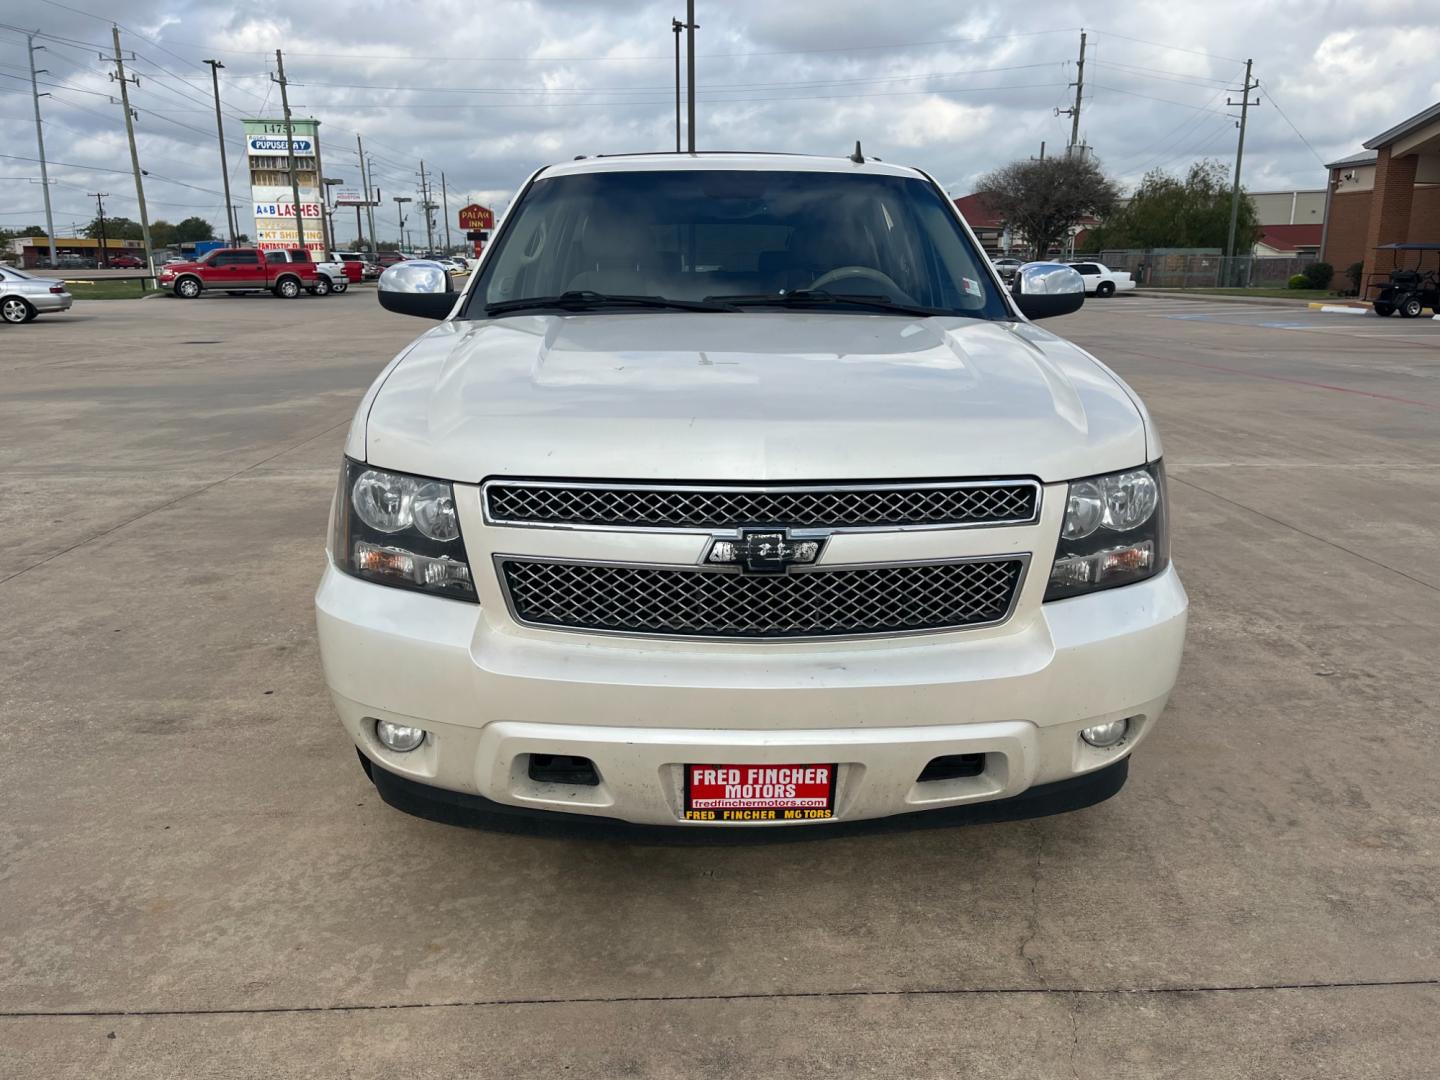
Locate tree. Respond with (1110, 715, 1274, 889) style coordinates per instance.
(1084, 160, 1259, 252)
(975, 154, 1119, 258)
(173, 216, 216, 242)
(150, 220, 177, 248)
(83, 215, 143, 240)
(0, 225, 48, 242)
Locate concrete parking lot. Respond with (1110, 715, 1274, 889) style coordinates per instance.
(2, 292, 1437, 1078)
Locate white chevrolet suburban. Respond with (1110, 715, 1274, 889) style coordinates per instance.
(315, 152, 1188, 832)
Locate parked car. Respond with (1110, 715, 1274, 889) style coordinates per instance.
(375, 251, 408, 270)
(1064, 261, 1135, 297)
(0, 264, 73, 323)
(989, 256, 1024, 284)
(108, 254, 144, 269)
(333, 251, 371, 284)
(267, 249, 348, 295)
(319, 152, 1186, 832)
(158, 247, 316, 299)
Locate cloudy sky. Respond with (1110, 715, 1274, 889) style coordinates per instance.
(3, 0, 1438, 244)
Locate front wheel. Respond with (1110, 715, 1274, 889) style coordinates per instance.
(2, 296, 34, 323)
(311, 276, 332, 296)
(175, 276, 202, 299)
(1399, 296, 1423, 318)
(1096, 281, 1116, 298)
(273, 277, 301, 299)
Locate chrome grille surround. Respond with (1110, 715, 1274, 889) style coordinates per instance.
(495, 555, 1030, 641)
(483, 479, 1041, 532)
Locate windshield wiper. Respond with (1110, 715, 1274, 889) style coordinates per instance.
(484, 290, 738, 316)
(705, 290, 952, 317)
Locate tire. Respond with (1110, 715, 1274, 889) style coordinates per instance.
(273, 276, 301, 299)
(1399, 296, 1423, 319)
(332, 279, 348, 294)
(174, 276, 202, 299)
(2, 296, 35, 324)
(311, 276, 332, 296)
(1096, 281, 1116, 298)
(1373, 302, 1394, 316)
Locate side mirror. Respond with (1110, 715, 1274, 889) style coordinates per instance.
(378, 260, 456, 320)
(1011, 263, 1085, 320)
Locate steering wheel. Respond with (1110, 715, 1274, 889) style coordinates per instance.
(807, 265, 909, 298)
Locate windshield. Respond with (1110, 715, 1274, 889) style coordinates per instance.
(465, 169, 1008, 320)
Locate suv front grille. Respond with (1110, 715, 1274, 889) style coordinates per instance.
(498, 557, 1027, 639)
(485, 480, 1039, 531)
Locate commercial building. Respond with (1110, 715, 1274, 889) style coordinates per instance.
(244, 117, 327, 254)
(4, 236, 145, 269)
(1319, 101, 1440, 277)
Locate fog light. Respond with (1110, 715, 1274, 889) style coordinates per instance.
(374, 718, 426, 752)
(1080, 717, 1130, 748)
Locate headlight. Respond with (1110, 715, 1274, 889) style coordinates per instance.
(1045, 462, 1168, 601)
(332, 458, 475, 600)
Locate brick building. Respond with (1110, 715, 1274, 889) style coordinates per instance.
(1320, 102, 1440, 280)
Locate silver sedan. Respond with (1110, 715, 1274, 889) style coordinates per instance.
(1, 264, 74, 323)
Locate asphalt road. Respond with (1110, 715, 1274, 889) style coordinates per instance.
(2, 292, 1437, 1078)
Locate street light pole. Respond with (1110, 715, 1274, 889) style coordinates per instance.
(203, 59, 236, 245)
(394, 196, 411, 253)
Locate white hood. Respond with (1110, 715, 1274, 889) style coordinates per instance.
(358, 313, 1150, 484)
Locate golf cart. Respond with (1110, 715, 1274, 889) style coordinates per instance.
(1366, 242, 1440, 317)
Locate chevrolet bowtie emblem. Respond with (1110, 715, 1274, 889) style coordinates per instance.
(705, 529, 825, 575)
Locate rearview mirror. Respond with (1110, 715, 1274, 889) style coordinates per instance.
(378, 260, 455, 320)
(1011, 263, 1084, 320)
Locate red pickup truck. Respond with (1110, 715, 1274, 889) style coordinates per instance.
(158, 247, 317, 299)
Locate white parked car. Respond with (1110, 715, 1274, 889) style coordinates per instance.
(0, 264, 73, 323)
(1066, 260, 1135, 297)
(316, 152, 1187, 832)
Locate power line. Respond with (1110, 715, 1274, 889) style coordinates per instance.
(1261, 86, 1328, 168)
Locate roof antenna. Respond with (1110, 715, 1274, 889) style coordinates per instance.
(849, 140, 864, 164)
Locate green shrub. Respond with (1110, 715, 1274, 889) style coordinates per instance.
(1288, 273, 1311, 289)
(1345, 261, 1364, 295)
(1301, 261, 1334, 289)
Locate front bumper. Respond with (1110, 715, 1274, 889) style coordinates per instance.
(315, 558, 1187, 828)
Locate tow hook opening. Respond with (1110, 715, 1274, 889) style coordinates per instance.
(917, 753, 987, 783)
(527, 753, 601, 787)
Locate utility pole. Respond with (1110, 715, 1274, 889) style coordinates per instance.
(393, 196, 410, 253)
(418, 160, 435, 253)
(357, 134, 377, 252)
(89, 192, 109, 267)
(440, 171, 452, 252)
(1056, 30, 1086, 156)
(685, 1, 697, 153)
(111, 26, 155, 275)
(27, 35, 58, 266)
(272, 49, 306, 250)
(1224, 58, 1259, 267)
(672, 18, 682, 152)
(203, 59, 237, 245)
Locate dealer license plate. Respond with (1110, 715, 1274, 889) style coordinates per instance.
(682, 763, 837, 823)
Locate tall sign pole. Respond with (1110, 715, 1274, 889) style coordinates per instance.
(1225, 59, 1259, 263)
(203, 60, 237, 244)
(273, 49, 306, 250)
(111, 26, 155, 275)
(440, 172, 452, 252)
(27, 35, 58, 266)
(357, 134, 377, 252)
(685, 0, 697, 153)
(671, 18, 682, 153)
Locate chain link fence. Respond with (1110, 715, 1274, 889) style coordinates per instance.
(1097, 249, 1318, 289)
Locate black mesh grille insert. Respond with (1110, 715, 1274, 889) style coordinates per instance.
(486, 481, 1038, 530)
(499, 558, 1025, 639)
